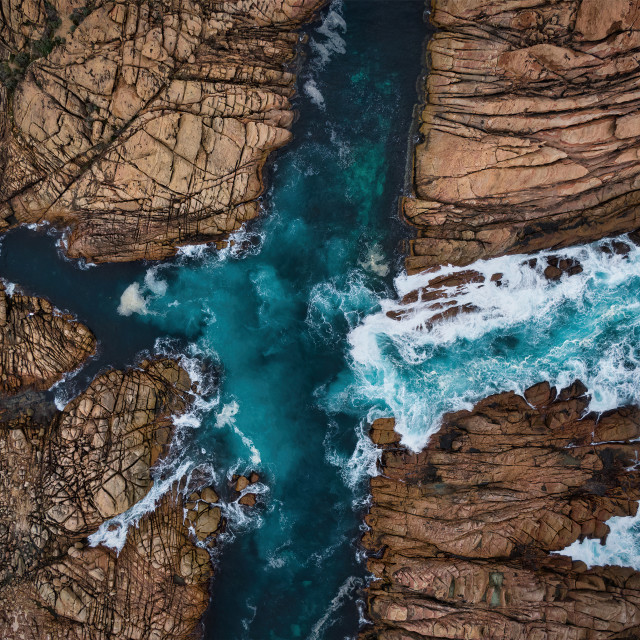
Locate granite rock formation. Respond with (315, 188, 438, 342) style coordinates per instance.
(0, 0, 325, 262)
(360, 382, 640, 639)
(404, 0, 640, 273)
(0, 282, 95, 395)
(0, 356, 225, 639)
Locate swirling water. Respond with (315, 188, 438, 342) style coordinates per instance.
(3, 0, 640, 637)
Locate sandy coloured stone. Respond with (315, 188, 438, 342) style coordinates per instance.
(403, 0, 640, 273)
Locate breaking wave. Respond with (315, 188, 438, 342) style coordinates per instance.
(319, 236, 640, 453)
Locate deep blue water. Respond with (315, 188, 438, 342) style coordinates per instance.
(4, 0, 640, 638)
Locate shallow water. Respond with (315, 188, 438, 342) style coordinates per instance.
(3, 0, 640, 637)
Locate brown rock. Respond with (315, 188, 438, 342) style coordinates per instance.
(0, 0, 326, 263)
(235, 475, 250, 492)
(0, 284, 95, 395)
(403, 1, 640, 273)
(239, 493, 257, 507)
(200, 486, 218, 503)
(0, 356, 220, 639)
(360, 381, 640, 639)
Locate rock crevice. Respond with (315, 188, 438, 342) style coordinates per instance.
(360, 383, 640, 639)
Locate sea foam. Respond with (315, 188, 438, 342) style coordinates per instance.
(560, 505, 640, 570)
(335, 237, 640, 452)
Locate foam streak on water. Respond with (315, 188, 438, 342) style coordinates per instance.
(88, 460, 193, 552)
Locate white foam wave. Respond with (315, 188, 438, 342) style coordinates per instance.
(1, 278, 16, 296)
(560, 504, 640, 570)
(309, 2, 347, 69)
(300, 0, 346, 116)
(117, 282, 149, 316)
(307, 271, 381, 342)
(215, 400, 261, 465)
(339, 236, 640, 451)
(177, 225, 264, 263)
(144, 268, 168, 296)
(88, 460, 192, 552)
(118, 266, 169, 316)
(360, 243, 389, 277)
(304, 79, 326, 109)
(306, 575, 362, 640)
(323, 419, 380, 491)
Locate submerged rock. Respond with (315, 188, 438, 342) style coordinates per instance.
(404, 0, 640, 273)
(0, 0, 326, 262)
(360, 381, 640, 639)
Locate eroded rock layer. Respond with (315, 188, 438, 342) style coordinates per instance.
(0, 0, 325, 262)
(404, 0, 640, 273)
(360, 382, 640, 639)
(0, 283, 95, 395)
(0, 357, 224, 640)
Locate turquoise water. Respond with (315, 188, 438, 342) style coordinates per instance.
(3, 0, 640, 638)
(2, 2, 428, 638)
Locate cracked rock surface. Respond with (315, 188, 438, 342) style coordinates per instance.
(0, 283, 95, 395)
(0, 356, 224, 639)
(404, 0, 640, 273)
(360, 381, 640, 640)
(0, 0, 325, 262)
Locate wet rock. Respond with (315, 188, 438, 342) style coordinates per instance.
(403, 1, 640, 273)
(601, 240, 632, 256)
(0, 0, 326, 263)
(239, 493, 257, 507)
(235, 475, 250, 492)
(544, 256, 583, 281)
(233, 471, 261, 507)
(360, 381, 640, 639)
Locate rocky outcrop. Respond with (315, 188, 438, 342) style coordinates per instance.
(0, 282, 95, 395)
(0, 356, 225, 639)
(360, 382, 640, 639)
(404, 0, 640, 273)
(0, 0, 325, 262)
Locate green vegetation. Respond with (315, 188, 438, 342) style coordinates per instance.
(70, 2, 94, 31)
(0, 0, 65, 94)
